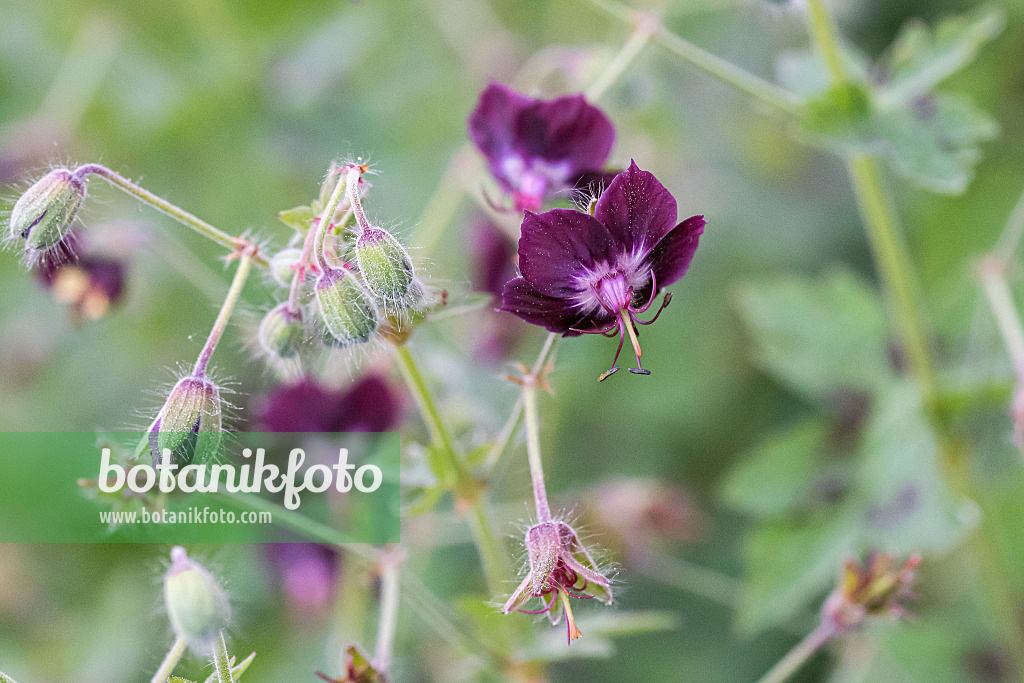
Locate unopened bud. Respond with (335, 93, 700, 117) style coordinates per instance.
(270, 248, 303, 287)
(258, 303, 305, 360)
(355, 227, 417, 311)
(315, 266, 379, 346)
(149, 375, 222, 466)
(163, 546, 230, 653)
(10, 169, 86, 255)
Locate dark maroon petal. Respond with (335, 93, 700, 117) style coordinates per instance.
(593, 160, 678, 255)
(469, 217, 517, 298)
(336, 374, 402, 432)
(517, 208, 617, 298)
(468, 83, 534, 192)
(256, 379, 348, 432)
(646, 215, 705, 289)
(501, 276, 587, 335)
(515, 95, 615, 175)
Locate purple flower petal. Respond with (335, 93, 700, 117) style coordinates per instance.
(515, 94, 614, 174)
(256, 375, 402, 433)
(646, 215, 705, 289)
(517, 208, 617, 299)
(501, 276, 586, 335)
(468, 84, 535, 194)
(594, 160, 678, 255)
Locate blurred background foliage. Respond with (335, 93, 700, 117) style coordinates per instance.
(2, 0, 1024, 681)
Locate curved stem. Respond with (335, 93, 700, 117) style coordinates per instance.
(757, 622, 835, 683)
(192, 249, 253, 377)
(585, 14, 656, 102)
(212, 631, 234, 683)
(150, 635, 187, 683)
(71, 164, 267, 267)
(346, 165, 372, 236)
(313, 173, 350, 270)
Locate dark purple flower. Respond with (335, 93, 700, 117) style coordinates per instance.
(266, 543, 339, 613)
(255, 374, 402, 433)
(500, 161, 705, 380)
(468, 83, 615, 212)
(35, 232, 127, 321)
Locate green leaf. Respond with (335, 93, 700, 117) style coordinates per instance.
(879, 4, 1006, 105)
(719, 420, 831, 518)
(277, 205, 317, 233)
(1, 674, 20, 683)
(735, 269, 894, 401)
(875, 92, 998, 194)
(200, 652, 255, 682)
(171, 678, 197, 683)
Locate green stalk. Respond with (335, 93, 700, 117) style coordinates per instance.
(757, 623, 835, 683)
(150, 635, 187, 683)
(212, 631, 234, 683)
(71, 164, 267, 267)
(373, 550, 402, 675)
(193, 250, 254, 376)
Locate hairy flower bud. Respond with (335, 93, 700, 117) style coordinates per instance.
(315, 266, 379, 346)
(149, 375, 222, 467)
(163, 546, 230, 653)
(354, 226, 416, 311)
(270, 247, 303, 287)
(9, 169, 86, 255)
(258, 303, 305, 360)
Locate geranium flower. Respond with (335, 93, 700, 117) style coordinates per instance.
(468, 83, 615, 212)
(502, 520, 612, 645)
(255, 374, 402, 433)
(500, 161, 705, 380)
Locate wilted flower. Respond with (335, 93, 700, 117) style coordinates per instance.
(503, 520, 612, 645)
(468, 83, 615, 212)
(255, 374, 402, 433)
(501, 161, 705, 380)
(822, 552, 920, 633)
(149, 374, 223, 467)
(163, 546, 230, 653)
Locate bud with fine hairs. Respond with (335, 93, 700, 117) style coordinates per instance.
(163, 546, 230, 653)
(258, 302, 306, 362)
(8, 168, 87, 261)
(315, 264, 380, 346)
(148, 374, 223, 467)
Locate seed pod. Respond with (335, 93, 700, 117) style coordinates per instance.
(10, 169, 86, 255)
(258, 303, 305, 360)
(270, 247, 303, 287)
(354, 227, 416, 310)
(315, 266, 379, 346)
(149, 375, 222, 467)
(163, 546, 230, 653)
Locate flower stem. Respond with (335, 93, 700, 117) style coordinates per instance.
(150, 635, 187, 683)
(373, 549, 403, 675)
(522, 381, 551, 523)
(756, 622, 835, 683)
(979, 257, 1024, 379)
(585, 14, 656, 102)
(71, 164, 267, 267)
(346, 164, 372, 236)
(465, 496, 508, 596)
(212, 631, 235, 683)
(192, 249, 254, 377)
(314, 172, 351, 270)
(587, 0, 801, 115)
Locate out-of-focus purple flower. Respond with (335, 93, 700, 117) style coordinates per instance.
(501, 161, 705, 380)
(468, 83, 615, 212)
(266, 543, 339, 613)
(469, 217, 524, 363)
(35, 232, 127, 321)
(502, 520, 612, 645)
(255, 374, 402, 433)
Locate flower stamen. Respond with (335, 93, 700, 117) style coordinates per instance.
(620, 308, 650, 376)
(559, 590, 583, 644)
(634, 293, 673, 326)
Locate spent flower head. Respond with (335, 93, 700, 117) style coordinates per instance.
(503, 520, 612, 645)
(468, 83, 615, 212)
(501, 161, 705, 380)
(822, 552, 920, 633)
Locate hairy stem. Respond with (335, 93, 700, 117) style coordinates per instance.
(346, 164, 372, 236)
(192, 249, 254, 376)
(313, 172, 350, 270)
(588, 0, 801, 114)
(757, 622, 835, 683)
(71, 164, 267, 266)
(373, 549, 403, 674)
(150, 635, 187, 683)
(212, 631, 234, 683)
(522, 381, 551, 523)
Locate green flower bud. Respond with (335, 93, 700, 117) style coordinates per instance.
(355, 227, 417, 311)
(315, 266, 380, 346)
(163, 546, 230, 653)
(9, 169, 86, 254)
(258, 303, 305, 360)
(149, 375, 222, 467)
(270, 247, 303, 287)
